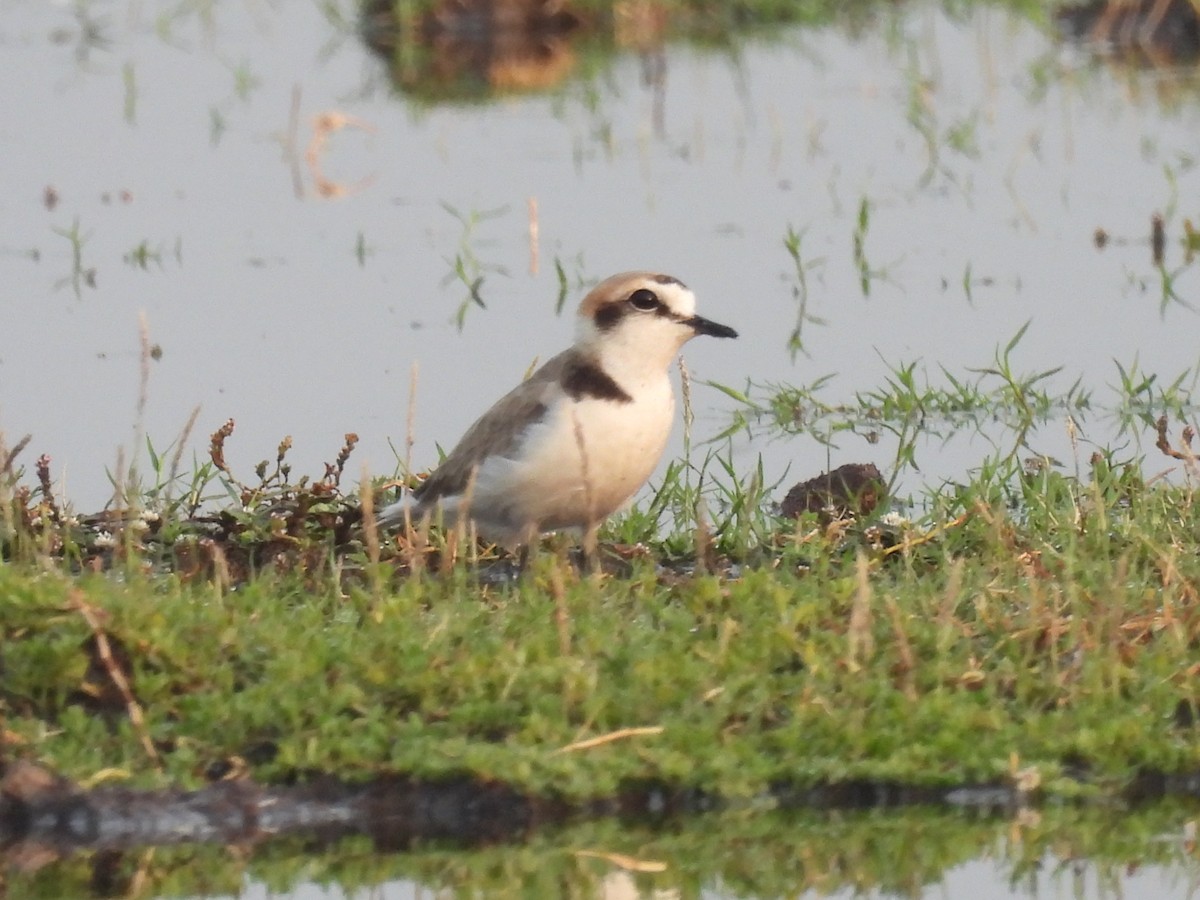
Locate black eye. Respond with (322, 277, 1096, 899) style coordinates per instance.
(628, 289, 659, 311)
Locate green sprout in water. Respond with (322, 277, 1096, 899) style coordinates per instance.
(229, 58, 262, 102)
(51, 217, 96, 298)
(209, 107, 227, 146)
(439, 201, 510, 331)
(782, 223, 826, 360)
(125, 240, 162, 270)
(354, 231, 374, 267)
(552, 254, 588, 316)
(853, 196, 871, 297)
(122, 60, 137, 124)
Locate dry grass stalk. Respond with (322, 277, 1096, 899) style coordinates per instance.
(403, 512, 429, 578)
(0, 431, 28, 538)
(322, 433, 358, 489)
(128, 848, 156, 896)
(209, 419, 236, 476)
(285, 83, 304, 199)
(1156, 414, 1199, 479)
(360, 464, 381, 575)
(571, 849, 667, 873)
(554, 726, 664, 754)
(937, 557, 965, 631)
(35, 454, 60, 525)
(884, 596, 916, 699)
(111, 445, 126, 516)
(108, 312, 157, 513)
(570, 409, 595, 527)
(693, 496, 715, 576)
(443, 465, 480, 573)
(201, 538, 232, 594)
(136, 312, 152, 437)
(551, 562, 571, 655)
(1, 432, 31, 479)
(881, 511, 970, 559)
(678, 355, 693, 459)
(405, 362, 419, 482)
(847, 551, 874, 669)
(68, 590, 161, 770)
(306, 111, 377, 199)
(527, 195, 539, 275)
(166, 405, 202, 509)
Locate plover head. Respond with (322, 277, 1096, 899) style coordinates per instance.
(576, 272, 738, 377)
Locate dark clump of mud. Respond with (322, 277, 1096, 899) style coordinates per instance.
(779, 462, 885, 522)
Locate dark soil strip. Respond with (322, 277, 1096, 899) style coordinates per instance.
(7, 761, 1200, 864)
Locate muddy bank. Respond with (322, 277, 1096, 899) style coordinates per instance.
(1, 762, 543, 872)
(7, 760, 1200, 870)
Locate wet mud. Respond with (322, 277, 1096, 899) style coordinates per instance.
(7, 759, 1200, 870)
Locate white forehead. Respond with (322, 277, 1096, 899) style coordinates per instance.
(577, 271, 696, 319)
(655, 278, 697, 316)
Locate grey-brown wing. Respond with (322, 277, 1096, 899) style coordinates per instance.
(413, 351, 569, 504)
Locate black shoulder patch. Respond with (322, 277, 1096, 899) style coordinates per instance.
(563, 359, 633, 403)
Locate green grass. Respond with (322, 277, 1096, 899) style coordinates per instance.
(3, 395, 1200, 805)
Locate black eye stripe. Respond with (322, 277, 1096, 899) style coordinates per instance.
(594, 302, 624, 331)
(594, 283, 688, 331)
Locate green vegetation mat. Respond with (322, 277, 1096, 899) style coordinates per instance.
(4, 412, 1200, 804)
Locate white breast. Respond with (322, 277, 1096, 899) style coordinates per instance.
(469, 376, 676, 542)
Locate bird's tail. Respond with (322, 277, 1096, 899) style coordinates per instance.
(374, 494, 415, 528)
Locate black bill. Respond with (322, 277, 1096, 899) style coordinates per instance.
(685, 315, 739, 339)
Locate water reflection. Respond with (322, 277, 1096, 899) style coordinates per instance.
(1058, 0, 1200, 65)
(9, 802, 1200, 898)
(360, 0, 586, 100)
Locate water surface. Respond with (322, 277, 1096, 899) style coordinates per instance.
(2, 1, 1197, 511)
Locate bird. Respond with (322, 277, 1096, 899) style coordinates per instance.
(378, 271, 738, 568)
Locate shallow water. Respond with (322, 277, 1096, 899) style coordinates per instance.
(231, 857, 1200, 900)
(2, 1, 1197, 513)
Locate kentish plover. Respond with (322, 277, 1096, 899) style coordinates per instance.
(379, 271, 737, 564)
